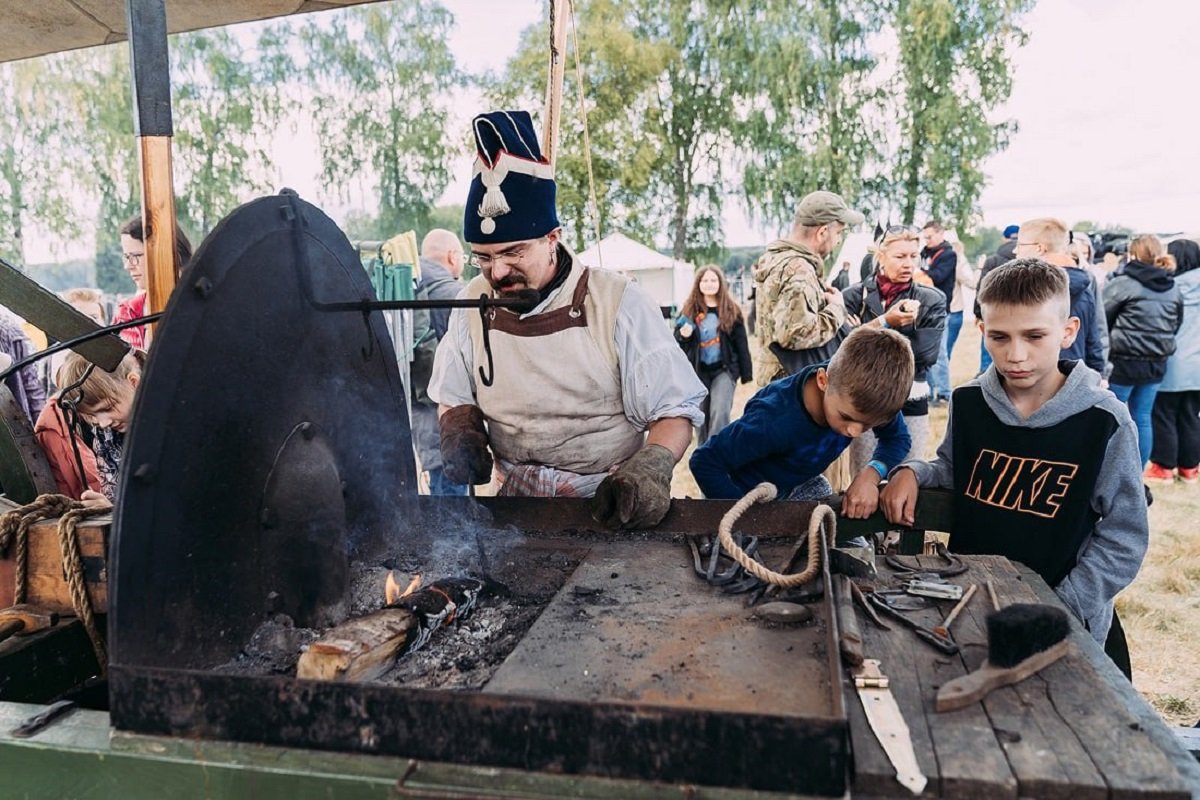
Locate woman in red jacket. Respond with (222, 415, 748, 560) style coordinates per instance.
(111, 216, 193, 350)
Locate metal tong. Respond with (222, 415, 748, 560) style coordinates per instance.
(688, 534, 770, 595)
(884, 541, 968, 578)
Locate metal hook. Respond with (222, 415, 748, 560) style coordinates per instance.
(359, 310, 375, 361)
(477, 293, 496, 387)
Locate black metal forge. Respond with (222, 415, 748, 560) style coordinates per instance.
(107, 193, 849, 796)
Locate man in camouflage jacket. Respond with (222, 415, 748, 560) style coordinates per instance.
(753, 191, 865, 385)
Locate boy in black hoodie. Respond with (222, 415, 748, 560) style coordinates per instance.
(881, 259, 1148, 678)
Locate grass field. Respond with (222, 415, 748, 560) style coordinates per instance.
(671, 319, 1200, 726)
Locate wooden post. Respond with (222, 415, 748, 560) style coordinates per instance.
(542, 0, 569, 166)
(126, 0, 179, 322)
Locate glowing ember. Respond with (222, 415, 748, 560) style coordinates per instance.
(385, 571, 422, 605)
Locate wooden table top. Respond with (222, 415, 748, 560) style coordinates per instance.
(846, 553, 1198, 799)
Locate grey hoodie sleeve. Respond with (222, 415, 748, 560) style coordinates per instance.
(895, 395, 956, 489)
(1053, 410, 1148, 645)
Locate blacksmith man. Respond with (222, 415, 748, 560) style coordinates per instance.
(428, 110, 705, 528)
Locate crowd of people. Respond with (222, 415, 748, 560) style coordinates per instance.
(3, 106, 1191, 684)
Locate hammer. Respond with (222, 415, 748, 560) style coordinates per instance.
(0, 605, 59, 645)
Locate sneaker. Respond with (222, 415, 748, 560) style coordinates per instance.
(1179, 466, 1200, 484)
(1143, 463, 1175, 483)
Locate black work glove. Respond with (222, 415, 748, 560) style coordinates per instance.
(439, 405, 493, 486)
(590, 444, 676, 530)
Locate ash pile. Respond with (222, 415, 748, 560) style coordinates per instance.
(217, 520, 584, 690)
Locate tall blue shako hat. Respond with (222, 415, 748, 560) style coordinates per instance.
(463, 110, 560, 244)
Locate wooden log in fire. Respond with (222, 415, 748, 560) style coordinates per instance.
(296, 577, 483, 683)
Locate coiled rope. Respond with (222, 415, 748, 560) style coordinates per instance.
(717, 483, 837, 588)
(0, 494, 109, 674)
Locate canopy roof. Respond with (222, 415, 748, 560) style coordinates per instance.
(1, 0, 386, 64)
(576, 232, 684, 272)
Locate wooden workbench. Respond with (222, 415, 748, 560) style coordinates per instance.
(0, 555, 1196, 798)
(848, 554, 1198, 799)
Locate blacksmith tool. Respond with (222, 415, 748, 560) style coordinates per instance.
(687, 534, 772, 595)
(885, 541, 967, 578)
(829, 545, 876, 578)
(833, 574, 864, 666)
(853, 659, 928, 795)
(11, 700, 76, 738)
(849, 581, 890, 630)
(936, 604, 1071, 712)
(753, 601, 814, 624)
(867, 593, 959, 655)
(0, 604, 59, 645)
(932, 584, 978, 639)
(903, 579, 964, 601)
(986, 578, 1001, 611)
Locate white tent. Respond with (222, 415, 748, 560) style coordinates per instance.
(828, 230, 875, 286)
(576, 232, 696, 311)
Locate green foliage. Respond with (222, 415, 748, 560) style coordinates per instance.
(491, 0, 745, 262)
(489, 0, 671, 252)
(739, 0, 888, 230)
(426, 205, 465, 241)
(0, 56, 83, 264)
(960, 225, 1002, 261)
(724, 248, 763, 274)
(171, 28, 281, 234)
(297, 0, 463, 238)
(893, 0, 1033, 228)
(54, 45, 141, 293)
(1073, 220, 1134, 235)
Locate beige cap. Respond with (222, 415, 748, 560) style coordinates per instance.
(794, 190, 865, 227)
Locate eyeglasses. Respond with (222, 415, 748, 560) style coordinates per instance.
(123, 252, 144, 267)
(877, 225, 921, 243)
(467, 238, 547, 271)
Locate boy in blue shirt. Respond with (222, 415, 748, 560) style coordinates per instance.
(690, 326, 914, 518)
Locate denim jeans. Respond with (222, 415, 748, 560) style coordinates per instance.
(1110, 382, 1162, 467)
(945, 310, 964, 363)
(980, 337, 993, 373)
(929, 327, 951, 399)
(698, 369, 736, 445)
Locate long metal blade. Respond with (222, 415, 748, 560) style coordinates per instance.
(854, 659, 927, 795)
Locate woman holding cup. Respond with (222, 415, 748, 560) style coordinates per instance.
(842, 225, 947, 466)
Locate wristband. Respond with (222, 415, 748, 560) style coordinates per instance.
(866, 460, 888, 480)
(879, 319, 890, 329)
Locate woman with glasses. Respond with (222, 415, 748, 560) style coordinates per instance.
(674, 266, 753, 444)
(843, 226, 947, 468)
(110, 216, 193, 350)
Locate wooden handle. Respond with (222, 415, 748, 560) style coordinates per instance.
(834, 575, 864, 667)
(936, 639, 1070, 712)
(0, 619, 26, 644)
(934, 584, 977, 637)
(985, 579, 1000, 611)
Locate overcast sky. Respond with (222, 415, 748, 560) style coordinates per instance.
(436, 0, 1200, 243)
(28, 0, 1199, 262)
